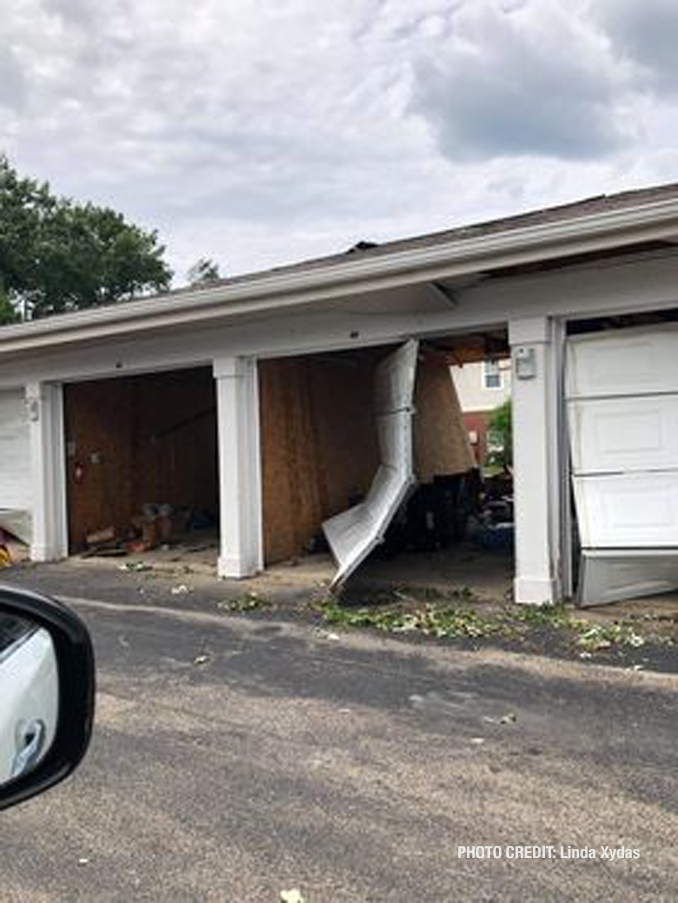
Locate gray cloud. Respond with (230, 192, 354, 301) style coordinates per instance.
(0, 0, 676, 281)
(0, 50, 27, 112)
(411, 2, 629, 160)
(596, 0, 678, 92)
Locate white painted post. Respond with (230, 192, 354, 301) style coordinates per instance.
(214, 356, 263, 578)
(509, 317, 562, 605)
(25, 382, 68, 562)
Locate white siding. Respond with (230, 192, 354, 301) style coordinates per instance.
(450, 360, 512, 413)
(0, 390, 32, 542)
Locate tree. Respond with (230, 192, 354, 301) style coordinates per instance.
(0, 288, 18, 325)
(0, 156, 172, 319)
(486, 398, 512, 470)
(186, 257, 221, 286)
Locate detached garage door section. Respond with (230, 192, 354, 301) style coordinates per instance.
(567, 324, 678, 606)
(323, 340, 418, 587)
(0, 390, 32, 544)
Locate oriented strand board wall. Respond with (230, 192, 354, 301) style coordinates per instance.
(64, 368, 217, 549)
(258, 358, 324, 565)
(259, 352, 381, 564)
(259, 346, 475, 564)
(413, 351, 476, 481)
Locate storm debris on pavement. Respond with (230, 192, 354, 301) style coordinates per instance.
(280, 891, 306, 903)
(217, 593, 271, 613)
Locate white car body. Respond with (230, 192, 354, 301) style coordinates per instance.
(0, 623, 58, 783)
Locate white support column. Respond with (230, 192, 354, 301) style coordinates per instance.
(214, 356, 263, 578)
(509, 317, 562, 605)
(25, 382, 68, 562)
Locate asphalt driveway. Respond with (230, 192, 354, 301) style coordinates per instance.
(1, 566, 677, 901)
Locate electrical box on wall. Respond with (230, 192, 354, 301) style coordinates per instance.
(515, 346, 537, 380)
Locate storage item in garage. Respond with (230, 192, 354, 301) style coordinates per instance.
(379, 472, 481, 556)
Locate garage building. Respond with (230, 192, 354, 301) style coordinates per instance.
(1, 184, 678, 606)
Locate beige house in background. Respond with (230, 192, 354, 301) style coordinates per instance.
(451, 360, 512, 464)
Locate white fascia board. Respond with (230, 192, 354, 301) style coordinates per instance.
(2, 196, 678, 356)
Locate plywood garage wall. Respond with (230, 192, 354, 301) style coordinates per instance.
(64, 368, 218, 549)
(259, 353, 381, 564)
(259, 346, 475, 565)
(413, 350, 476, 481)
(64, 378, 135, 548)
(65, 353, 474, 561)
(131, 370, 218, 514)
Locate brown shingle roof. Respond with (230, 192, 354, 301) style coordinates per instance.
(189, 181, 678, 293)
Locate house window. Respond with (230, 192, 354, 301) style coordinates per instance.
(483, 360, 502, 389)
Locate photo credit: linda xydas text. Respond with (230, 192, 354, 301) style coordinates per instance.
(457, 846, 640, 861)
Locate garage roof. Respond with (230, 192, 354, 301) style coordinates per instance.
(206, 181, 678, 285)
(2, 181, 678, 354)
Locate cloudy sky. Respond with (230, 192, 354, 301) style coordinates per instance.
(3, 0, 678, 284)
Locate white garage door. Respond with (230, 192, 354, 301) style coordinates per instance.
(323, 340, 418, 587)
(0, 390, 32, 544)
(567, 324, 678, 605)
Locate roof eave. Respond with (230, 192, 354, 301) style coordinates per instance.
(2, 195, 678, 356)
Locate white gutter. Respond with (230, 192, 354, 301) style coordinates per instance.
(2, 195, 678, 355)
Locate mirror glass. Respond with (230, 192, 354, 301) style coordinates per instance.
(0, 613, 58, 787)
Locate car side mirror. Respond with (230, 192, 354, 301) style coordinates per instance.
(0, 587, 95, 811)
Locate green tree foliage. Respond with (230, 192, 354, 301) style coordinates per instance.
(186, 257, 221, 285)
(0, 287, 17, 325)
(487, 398, 512, 470)
(0, 156, 172, 319)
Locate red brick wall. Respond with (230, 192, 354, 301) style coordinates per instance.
(462, 411, 491, 466)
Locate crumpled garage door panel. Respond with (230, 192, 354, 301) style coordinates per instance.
(323, 340, 418, 587)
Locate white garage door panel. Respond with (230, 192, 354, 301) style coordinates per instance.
(566, 327, 678, 399)
(373, 340, 419, 414)
(567, 325, 678, 605)
(0, 391, 31, 510)
(578, 550, 678, 607)
(323, 340, 418, 587)
(569, 394, 678, 474)
(323, 460, 415, 586)
(0, 390, 32, 544)
(574, 473, 678, 548)
(376, 411, 411, 468)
